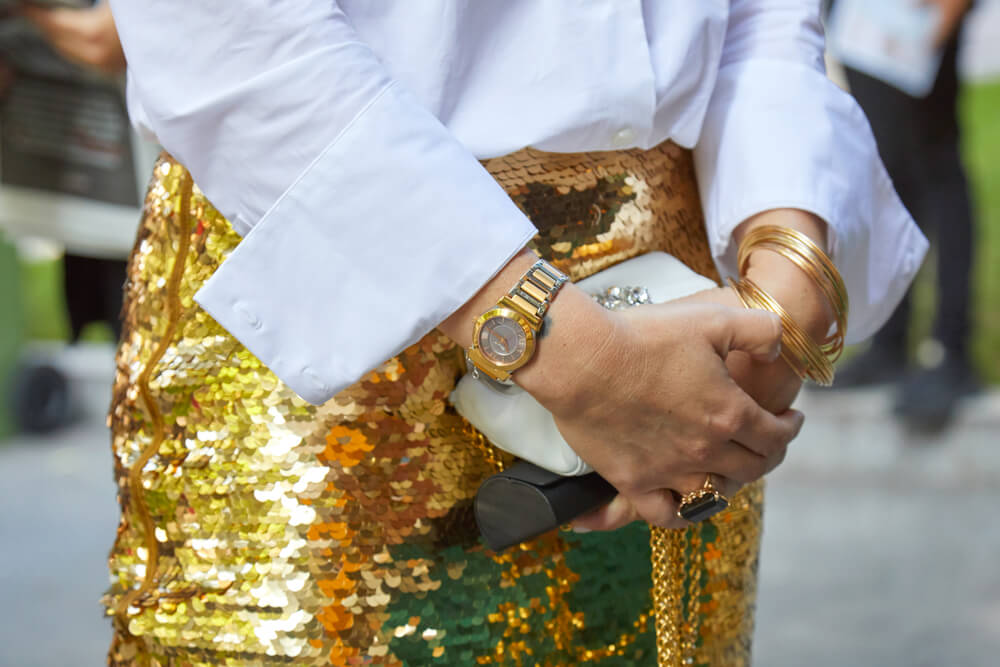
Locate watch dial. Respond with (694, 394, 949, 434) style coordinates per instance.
(478, 316, 527, 365)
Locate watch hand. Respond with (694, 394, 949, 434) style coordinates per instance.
(490, 331, 510, 355)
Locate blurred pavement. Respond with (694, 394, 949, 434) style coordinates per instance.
(2, 346, 999, 666)
(0, 344, 118, 667)
(755, 388, 1000, 667)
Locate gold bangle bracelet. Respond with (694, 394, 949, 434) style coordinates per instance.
(738, 226, 848, 332)
(728, 277, 835, 386)
(730, 277, 834, 385)
(728, 278, 808, 379)
(739, 238, 846, 359)
(739, 225, 848, 311)
(731, 277, 832, 384)
(737, 225, 849, 362)
(738, 225, 848, 330)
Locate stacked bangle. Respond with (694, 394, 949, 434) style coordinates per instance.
(728, 277, 835, 386)
(732, 225, 849, 385)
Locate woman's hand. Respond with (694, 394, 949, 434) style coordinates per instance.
(568, 286, 804, 532)
(679, 286, 804, 414)
(21, 1, 126, 75)
(440, 249, 803, 531)
(572, 208, 834, 532)
(539, 295, 803, 530)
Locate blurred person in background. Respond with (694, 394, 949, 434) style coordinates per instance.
(0, 54, 12, 96)
(14, 0, 128, 341)
(20, 0, 124, 75)
(43, 1, 923, 664)
(832, 0, 980, 429)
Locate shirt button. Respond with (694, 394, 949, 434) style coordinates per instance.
(304, 369, 329, 395)
(612, 126, 636, 148)
(235, 303, 262, 330)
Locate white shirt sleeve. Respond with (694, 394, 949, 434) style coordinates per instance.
(692, 0, 929, 343)
(109, 0, 537, 404)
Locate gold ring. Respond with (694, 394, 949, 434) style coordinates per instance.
(677, 474, 729, 523)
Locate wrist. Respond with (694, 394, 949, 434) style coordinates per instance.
(742, 255, 834, 342)
(733, 209, 836, 342)
(513, 284, 618, 412)
(442, 250, 615, 410)
(438, 248, 540, 348)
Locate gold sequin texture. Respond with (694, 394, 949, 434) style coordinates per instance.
(104, 144, 764, 666)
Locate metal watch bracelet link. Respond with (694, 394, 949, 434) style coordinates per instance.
(505, 259, 568, 321)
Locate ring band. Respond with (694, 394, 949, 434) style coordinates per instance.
(677, 474, 729, 523)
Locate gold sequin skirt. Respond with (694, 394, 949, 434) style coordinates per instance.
(104, 143, 764, 666)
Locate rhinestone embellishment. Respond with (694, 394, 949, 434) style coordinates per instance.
(592, 285, 651, 311)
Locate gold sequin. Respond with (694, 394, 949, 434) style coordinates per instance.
(105, 144, 763, 666)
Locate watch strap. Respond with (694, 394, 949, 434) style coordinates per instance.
(464, 351, 519, 388)
(502, 259, 568, 325)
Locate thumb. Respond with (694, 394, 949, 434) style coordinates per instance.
(707, 306, 782, 363)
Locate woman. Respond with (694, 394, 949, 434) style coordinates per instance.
(45, 1, 925, 664)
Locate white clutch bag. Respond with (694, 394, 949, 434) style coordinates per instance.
(450, 251, 718, 476)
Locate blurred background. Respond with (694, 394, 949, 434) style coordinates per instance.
(0, 1, 998, 665)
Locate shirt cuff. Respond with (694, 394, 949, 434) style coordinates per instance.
(693, 58, 928, 344)
(194, 82, 537, 404)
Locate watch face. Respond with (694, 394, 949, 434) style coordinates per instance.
(477, 315, 528, 366)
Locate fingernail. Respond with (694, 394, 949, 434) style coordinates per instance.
(572, 525, 592, 533)
(769, 340, 782, 362)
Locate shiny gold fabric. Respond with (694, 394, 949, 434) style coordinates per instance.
(105, 143, 763, 666)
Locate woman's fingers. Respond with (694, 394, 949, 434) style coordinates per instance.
(627, 489, 689, 530)
(532, 295, 812, 534)
(685, 440, 771, 486)
(674, 473, 741, 501)
(727, 397, 805, 460)
(572, 490, 684, 532)
(704, 305, 783, 363)
(571, 471, 744, 534)
(653, 389, 799, 485)
(570, 494, 639, 533)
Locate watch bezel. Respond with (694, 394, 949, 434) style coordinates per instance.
(469, 306, 537, 379)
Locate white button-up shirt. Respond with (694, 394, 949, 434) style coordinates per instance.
(110, 0, 926, 404)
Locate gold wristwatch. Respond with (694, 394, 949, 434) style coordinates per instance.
(466, 258, 568, 386)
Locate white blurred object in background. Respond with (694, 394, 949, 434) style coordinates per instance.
(828, 0, 943, 96)
(960, 0, 1000, 80)
(0, 10, 156, 260)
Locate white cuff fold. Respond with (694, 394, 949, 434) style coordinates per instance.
(195, 83, 537, 404)
(693, 59, 928, 344)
